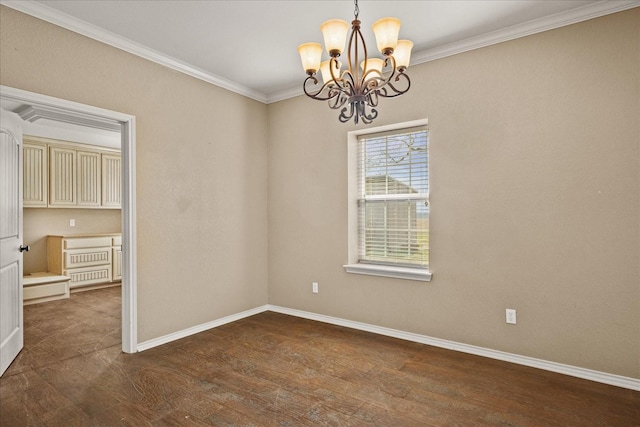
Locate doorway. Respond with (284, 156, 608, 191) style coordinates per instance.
(0, 85, 137, 354)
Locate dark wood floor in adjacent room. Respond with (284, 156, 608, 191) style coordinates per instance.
(1, 287, 638, 426)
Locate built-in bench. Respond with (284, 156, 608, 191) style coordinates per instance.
(23, 272, 70, 305)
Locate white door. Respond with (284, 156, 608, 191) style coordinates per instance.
(0, 108, 24, 376)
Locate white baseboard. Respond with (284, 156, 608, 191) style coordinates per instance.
(136, 305, 269, 352)
(267, 305, 640, 391)
(135, 303, 639, 391)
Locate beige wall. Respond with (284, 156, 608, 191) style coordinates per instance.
(1, 6, 269, 342)
(268, 9, 639, 379)
(23, 208, 122, 274)
(2, 5, 638, 378)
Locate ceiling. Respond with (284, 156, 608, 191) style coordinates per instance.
(3, 1, 638, 103)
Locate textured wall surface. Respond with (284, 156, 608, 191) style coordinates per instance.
(267, 9, 639, 378)
(2, 5, 638, 378)
(1, 6, 269, 342)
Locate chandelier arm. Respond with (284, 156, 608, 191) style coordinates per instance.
(303, 75, 347, 101)
(334, 57, 358, 96)
(376, 72, 411, 98)
(359, 27, 368, 92)
(363, 71, 384, 89)
(361, 55, 402, 94)
(328, 57, 344, 88)
(364, 75, 385, 93)
(328, 57, 339, 86)
(380, 55, 397, 84)
(339, 102, 356, 123)
(367, 88, 380, 108)
(342, 75, 357, 97)
(360, 103, 378, 124)
(334, 93, 382, 125)
(347, 99, 378, 125)
(346, 18, 366, 94)
(366, 55, 397, 90)
(302, 75, 325, 99)
(328, 91, 350, 110)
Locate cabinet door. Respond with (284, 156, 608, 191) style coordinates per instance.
(102, 154, 121, 208)
(23, 142, 48, 207)
(77, 151, 101, 207)
(49, 147, 76, 207)
(112, 246, 122, 281)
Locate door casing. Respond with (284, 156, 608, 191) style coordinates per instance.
(0, 85, 137, 353)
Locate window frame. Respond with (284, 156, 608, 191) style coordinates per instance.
(344, 119, 432, 282)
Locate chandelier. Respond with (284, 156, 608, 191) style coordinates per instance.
(297, 0, 413, 125)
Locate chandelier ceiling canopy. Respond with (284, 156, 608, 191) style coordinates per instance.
(298, 0, 413, 125)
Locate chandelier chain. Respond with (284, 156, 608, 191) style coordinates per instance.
(354, 0, 359, 19)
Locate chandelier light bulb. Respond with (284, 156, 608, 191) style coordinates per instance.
(320, 19, 349, 57)
(394, 40, 414, 70)
(360, 58, 385, 77)
(320, 60, 342, 86)
(372, 17, 401, 55)
(297, 42, 323, 75)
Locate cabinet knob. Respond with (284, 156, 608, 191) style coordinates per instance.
(19, 245, 30, 252)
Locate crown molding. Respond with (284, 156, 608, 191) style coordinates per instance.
(268, 0, 640, 103)
(0, 85, 135, 123)
(410, 0, 640, 66)
(0, 0, 268, 104)
(15, 104, 122, 132)
(266, 86, 304, 104)
(3, 0, 638, 105)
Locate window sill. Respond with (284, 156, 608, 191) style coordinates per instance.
(343, 264, 432, 282)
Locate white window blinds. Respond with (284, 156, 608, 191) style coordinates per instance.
(357, 126, 429, 268)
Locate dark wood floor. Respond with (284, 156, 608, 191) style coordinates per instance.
(1, 288, 638, 426)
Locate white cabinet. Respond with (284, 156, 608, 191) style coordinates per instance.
(23, 136, 121, 209)
(49, 147, 103, 208)
(49, 146, 76, 207)
(47, 234, 121, 290)
(23, 141, 48, 207)
(77, 150, 102, 207)
(102, 154, 121, 208)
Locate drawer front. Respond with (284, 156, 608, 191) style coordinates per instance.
(112, 235, 122, 246)
(64, 266, 112, 288)
(64, 237, 112, 249)
(65, 247, 111, 269)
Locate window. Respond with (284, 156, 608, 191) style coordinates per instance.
(345, 120, 431, 281)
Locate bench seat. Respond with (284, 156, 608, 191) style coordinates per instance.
(23, 273, 70, 305)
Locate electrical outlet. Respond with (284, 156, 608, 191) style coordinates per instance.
(69, 219, 76, 227)
(312, 282, 318, 293)
(506, 309, 517, 324)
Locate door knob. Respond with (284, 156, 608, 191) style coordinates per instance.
(19, 245, 30, 252)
